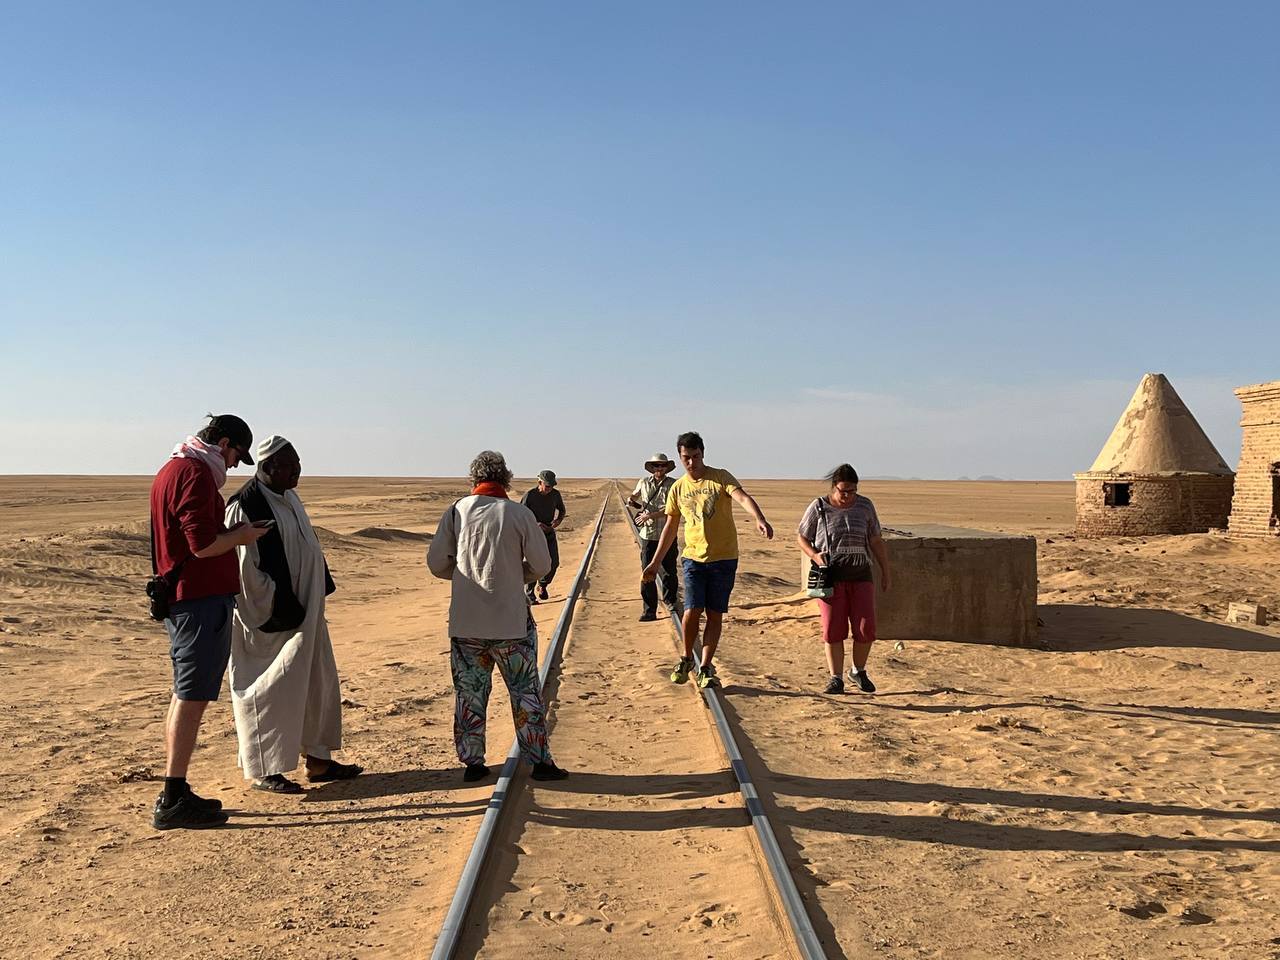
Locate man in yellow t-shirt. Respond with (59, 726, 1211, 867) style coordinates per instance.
(643, 431, 774, 689)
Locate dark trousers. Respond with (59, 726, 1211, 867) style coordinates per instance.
(640, 537, 679, 616)
(528, 531, 559, 595)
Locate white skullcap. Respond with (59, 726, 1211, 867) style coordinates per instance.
(256, 435, 292, 462)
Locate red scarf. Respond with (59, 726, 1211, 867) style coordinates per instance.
(471, 481, 509, 498)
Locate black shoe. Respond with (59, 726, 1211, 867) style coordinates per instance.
(538, 584, 549, 601)
(530, 761, 569, 781)
(152, 793, 229, 830)
(823, 675, 844, 695)
(186, 789, 223, 812)
(463, 763, 490, 782)
(848, 668, 876, 693)
(638, 612, 658, 622)
(160, 781, 222, 811)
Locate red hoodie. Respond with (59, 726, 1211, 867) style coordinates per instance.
(150, 458, 240, 602)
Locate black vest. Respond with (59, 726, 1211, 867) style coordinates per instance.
(229, 477, 335, 633)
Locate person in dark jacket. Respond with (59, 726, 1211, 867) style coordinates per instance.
(520, 470, 566, 603)
(226, 436, 362, 794)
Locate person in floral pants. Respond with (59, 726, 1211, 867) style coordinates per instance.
(451, 614, 551, 769)
(428, 450, 569, 783)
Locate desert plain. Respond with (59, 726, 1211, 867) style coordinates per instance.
(2, 475, 1279, 960)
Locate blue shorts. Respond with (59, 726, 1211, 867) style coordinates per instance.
(681, 558, 738, 614)
(165, 594, 234, 701)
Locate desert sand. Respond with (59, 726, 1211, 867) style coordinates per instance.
(2, 475, 1278, 959)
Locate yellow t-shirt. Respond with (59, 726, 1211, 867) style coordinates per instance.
(665, 467, 741, 562)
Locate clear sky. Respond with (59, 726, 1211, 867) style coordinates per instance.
(2, 2, 1276, 479)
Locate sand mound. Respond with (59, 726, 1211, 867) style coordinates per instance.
(350, 526, 433, 543)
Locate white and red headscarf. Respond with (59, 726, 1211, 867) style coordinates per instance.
(171, 436, 227, 488)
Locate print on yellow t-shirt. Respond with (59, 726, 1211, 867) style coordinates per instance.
(665, 467, 741, 563)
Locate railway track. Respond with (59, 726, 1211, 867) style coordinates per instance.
(427, 488, 830, 959)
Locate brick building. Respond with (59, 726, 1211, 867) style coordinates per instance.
(1227, 380, 1280, 538)
(1075, 373, 1235, 537)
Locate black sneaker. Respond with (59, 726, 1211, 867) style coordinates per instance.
(538, 584, 549, 601)
(463, 763, 490, 782)
(152, 793, 229, 830)
(638, 612, 658, 622)
(848, 668, 876, 693)
(531, 761, 569, 781)
(186, 790, 223, 812)
(823, 675, 844, 695)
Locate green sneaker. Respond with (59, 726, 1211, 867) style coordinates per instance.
(670, 657, 695, 684)
(696, 664, 721, 689)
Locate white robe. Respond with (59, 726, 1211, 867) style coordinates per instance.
(226, 485, 342, 780)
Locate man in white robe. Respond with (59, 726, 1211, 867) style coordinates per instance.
(225, 435, 362, 793)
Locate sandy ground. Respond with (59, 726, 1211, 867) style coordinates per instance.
(1, 475, 1278, 959)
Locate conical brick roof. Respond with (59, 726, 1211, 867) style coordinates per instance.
(1084, 373, 1233, 476)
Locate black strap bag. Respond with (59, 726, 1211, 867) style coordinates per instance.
(146, 520, 186, 622)
(805, 499, 835, 599)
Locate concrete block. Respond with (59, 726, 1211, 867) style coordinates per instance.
(799, 523, 1038, 646)
(1227, 602, 1268, 626)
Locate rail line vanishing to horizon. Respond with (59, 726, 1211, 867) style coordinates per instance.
(615, 482, 829, 960)
(428, 494, 609, 960)
(428, 484, 828, 960)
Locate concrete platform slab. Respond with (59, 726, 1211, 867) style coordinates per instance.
(799, 523, 1039, 646)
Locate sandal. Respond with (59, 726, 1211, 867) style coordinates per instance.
(306, 760, 364, 782)
(252, 774, 305, 794)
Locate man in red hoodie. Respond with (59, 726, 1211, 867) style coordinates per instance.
(149, 414, 269, 829)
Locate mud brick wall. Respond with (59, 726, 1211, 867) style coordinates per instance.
(1075, 474, 1234, 537)
(1228, 382, 1280, 538)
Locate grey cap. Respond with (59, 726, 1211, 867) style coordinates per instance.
(537, 470, 557, 486)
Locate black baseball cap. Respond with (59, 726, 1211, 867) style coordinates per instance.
(207, 413, 254, 464)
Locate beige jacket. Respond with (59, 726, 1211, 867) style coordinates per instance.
(427, 494, 552, 639)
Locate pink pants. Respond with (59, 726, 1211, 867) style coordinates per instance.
(818, 580, 876, 646)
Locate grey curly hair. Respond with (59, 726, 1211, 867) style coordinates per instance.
(468, 450, 513, 488)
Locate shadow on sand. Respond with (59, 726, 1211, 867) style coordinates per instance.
(1041, 603, 1280, 653)
(219, 768, 488, 829)
(712, 696, 1280, 855)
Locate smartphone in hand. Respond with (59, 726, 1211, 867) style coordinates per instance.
(252, 519, 276, 530)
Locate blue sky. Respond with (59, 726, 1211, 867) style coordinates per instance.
(2, 1, 1276, 478)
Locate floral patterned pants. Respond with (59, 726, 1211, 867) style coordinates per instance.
(450, 624, 553, 767)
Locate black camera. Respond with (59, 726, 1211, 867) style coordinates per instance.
(145, 575, 172, 622)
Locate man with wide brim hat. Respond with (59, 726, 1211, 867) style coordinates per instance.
(627, 453, 680, 620)
(644, 453, 676, 472)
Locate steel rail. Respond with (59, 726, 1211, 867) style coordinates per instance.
(615, 483, 828, 960)
(429, 494, 610, 960)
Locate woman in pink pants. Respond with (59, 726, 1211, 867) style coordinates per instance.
(796, 465, 892, 694)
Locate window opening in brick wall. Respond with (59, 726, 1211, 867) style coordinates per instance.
(1271, 463, 1279, 527)
(1104, 482, 1131, 507)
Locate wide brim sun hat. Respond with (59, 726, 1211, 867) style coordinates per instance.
(645, 453, 676, 471)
